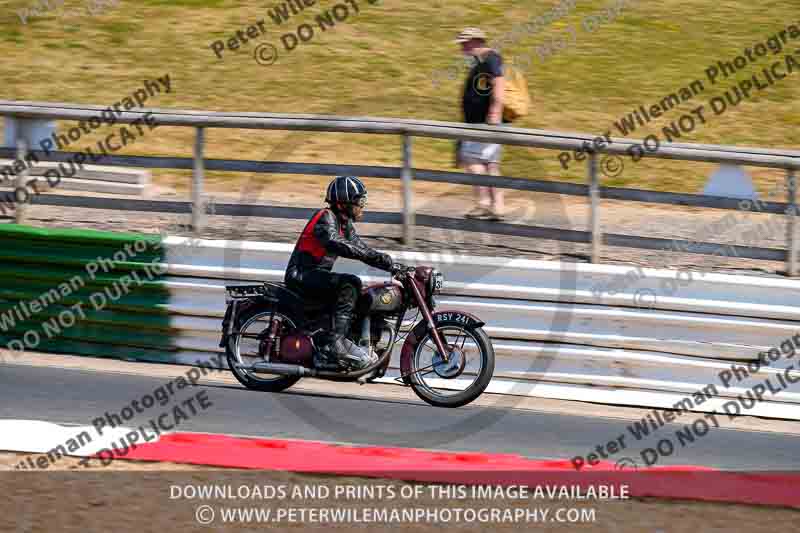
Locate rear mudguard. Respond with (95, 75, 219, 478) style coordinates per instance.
(219, 299, 259, 348)
(218, 296, 286, 348)
(399, 310, 486, 385)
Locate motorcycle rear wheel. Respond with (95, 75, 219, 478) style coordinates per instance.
(226, 307, 302, 392)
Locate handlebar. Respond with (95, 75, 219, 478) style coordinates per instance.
(390, 263, 414, 278)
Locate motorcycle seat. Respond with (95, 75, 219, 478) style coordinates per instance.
(264, 282, 330, 313)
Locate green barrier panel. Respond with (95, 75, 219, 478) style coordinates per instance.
(0, 224, 175, 362)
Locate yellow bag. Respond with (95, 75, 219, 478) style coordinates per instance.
(502, 63, 531, 123)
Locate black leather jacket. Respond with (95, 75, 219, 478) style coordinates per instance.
(285, 208, 392, 285)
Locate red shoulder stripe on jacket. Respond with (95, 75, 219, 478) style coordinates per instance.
(297, 209, 329, 261)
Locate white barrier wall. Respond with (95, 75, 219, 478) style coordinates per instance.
(162, 236, 800, 421)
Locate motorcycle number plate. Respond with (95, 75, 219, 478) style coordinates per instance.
(437, 312, 470, 324)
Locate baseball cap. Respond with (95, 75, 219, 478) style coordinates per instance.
(454, 27, 487, 43)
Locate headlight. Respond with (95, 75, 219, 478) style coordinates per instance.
(430, 269, 444, 295)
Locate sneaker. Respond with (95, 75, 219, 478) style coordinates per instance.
(465, 206, 491, 220)
(485, 208, 505, 222)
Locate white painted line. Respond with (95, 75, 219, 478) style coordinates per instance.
(0, 420, 160, 458)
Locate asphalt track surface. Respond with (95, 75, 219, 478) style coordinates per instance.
(1, 363, 798, 471)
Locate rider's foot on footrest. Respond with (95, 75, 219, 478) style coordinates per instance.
(331, 338, 374, 370)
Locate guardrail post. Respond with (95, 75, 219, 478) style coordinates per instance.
(192, 126, 206, 233)
(15, 138, 29, 225)
(402, 133, 414, 245)
(786, 169, 798, 276)
(588, 152, 601, 263)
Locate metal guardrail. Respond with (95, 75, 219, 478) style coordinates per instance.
(0, 158, 148, 196)
(2, 101, 799, 272)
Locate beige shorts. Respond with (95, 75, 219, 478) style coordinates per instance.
(459, 141, 502, 165)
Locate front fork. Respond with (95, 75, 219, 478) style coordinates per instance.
(407, 278, 450, 363)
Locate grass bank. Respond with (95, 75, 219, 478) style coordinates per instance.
(2, 0, 798, 196)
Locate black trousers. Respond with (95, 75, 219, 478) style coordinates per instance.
(287, 269, 363, 336)
(288, 268, 361, 302)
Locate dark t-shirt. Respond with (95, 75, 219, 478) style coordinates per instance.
(462, 50, 506, 124)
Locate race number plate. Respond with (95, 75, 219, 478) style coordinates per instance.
(433, 271, 444, 292)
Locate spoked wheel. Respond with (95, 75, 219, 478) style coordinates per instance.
(408, 321, 495, 408)
(226, 308, 301, 392)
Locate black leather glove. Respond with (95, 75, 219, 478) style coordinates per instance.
(390, 262, 408, 277)
(375, 252, 393, 271)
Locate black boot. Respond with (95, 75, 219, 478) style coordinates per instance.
(313, 331, 342, 370)
(328, 335, 373, 370)
(327, 283, 374, 370)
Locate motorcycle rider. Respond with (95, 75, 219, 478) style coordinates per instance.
(284, 176, 394, 370)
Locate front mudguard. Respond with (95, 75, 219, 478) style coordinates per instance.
(398, 310, 486, 385)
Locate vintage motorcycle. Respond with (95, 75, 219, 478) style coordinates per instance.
(219, 264, 495, 408)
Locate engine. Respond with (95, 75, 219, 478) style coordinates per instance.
(373, 321, 396, 354)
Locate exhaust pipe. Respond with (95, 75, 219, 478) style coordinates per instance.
(239, 349, 393, 381)
(247, 362, 315, 377)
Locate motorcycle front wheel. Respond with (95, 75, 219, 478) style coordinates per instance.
(407, 320, 495, 408)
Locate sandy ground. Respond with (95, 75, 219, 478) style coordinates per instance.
(6, 178, 792, 277)
(1, 452, 798, 532)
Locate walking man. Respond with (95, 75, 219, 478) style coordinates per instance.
(456, 27, 506, 221)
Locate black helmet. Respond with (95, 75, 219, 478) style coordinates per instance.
(325, 175, 367, 207)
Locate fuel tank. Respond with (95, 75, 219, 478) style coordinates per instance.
(362, 282, 404, 313)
